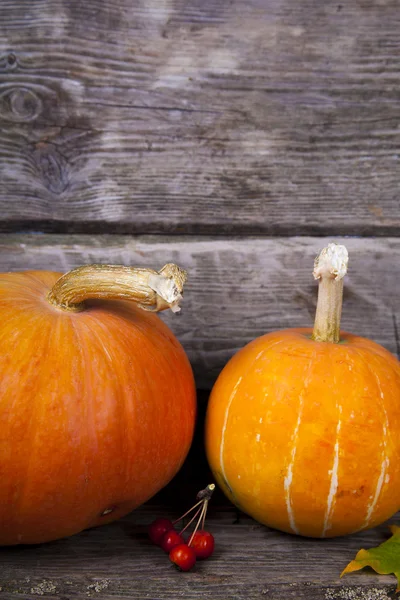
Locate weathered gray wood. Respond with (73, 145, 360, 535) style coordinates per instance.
(0, 503, 398, 599)
(1, 0, 400, 235)
(0, 234, 399, 388)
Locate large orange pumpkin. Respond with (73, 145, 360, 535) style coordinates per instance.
(205, 244, 400, 537)
(0, 263, 196, 545)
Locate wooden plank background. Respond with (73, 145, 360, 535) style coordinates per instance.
(1, 234, 399, 388)
(1, 0, 400, 236)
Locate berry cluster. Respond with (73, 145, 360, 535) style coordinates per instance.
(148, 483, 215, 571)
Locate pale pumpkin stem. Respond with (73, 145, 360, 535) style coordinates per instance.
(312, 243, 349, 343)
(47, 263, 187, 313)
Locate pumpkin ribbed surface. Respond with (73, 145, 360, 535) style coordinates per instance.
(205, 328, 400, 538)
(0, 270, 196, 545)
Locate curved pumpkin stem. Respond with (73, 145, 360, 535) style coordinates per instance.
(312, 243, 349, 343)
(47, 263, 187, 313)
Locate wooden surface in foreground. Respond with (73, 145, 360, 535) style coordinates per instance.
(0, 501, 398, 600)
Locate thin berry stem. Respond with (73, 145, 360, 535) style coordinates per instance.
(179, 506, 203, 535)
(188, 502, 207, 547)
(201, 500, 208, 530)
(172, 499, 203, 525)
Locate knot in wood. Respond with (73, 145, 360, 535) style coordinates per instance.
(0, 86, 43, 123)
(7, 53, 17, 67)
(33, 144, 70, 194)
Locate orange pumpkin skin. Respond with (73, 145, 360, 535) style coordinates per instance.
(0, 271, 196, 545)
(205, 328, 400, 538)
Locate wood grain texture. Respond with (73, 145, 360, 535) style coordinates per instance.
(0, 502, 398, 599)
(0, 234, 399, 388)
(1, 0, 400, 235)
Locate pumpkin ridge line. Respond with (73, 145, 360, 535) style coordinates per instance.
(322, 403, 342, 537)
(218, 338, 285, 504)
(283, 348, 318, 536)
(354, 348, 390, 528)
(67, 316, 102, 528)
(69, 316, 100, 457)
(82, 317, 131, 506)
(219, 375, 242, 496)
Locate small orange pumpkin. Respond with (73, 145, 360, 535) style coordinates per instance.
(205, 244, 400, 537)
(0, 263, 196, 545)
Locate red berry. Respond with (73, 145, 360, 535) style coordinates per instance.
(160, 529, 184, 553)
(190, 530, 215, 559)
(148, 518, 174, 545)
(169, 543, 197, 571)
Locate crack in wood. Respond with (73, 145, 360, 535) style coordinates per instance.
(86, 102, 225, 114)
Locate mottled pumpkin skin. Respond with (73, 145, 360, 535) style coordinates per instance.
(205, 328, 400, 538)
(0, 271, 196, 545)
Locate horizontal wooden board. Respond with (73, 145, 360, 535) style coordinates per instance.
(0, 502, 398, 599)
(0, 234, 399, 388)
(1, 0, 400, 235)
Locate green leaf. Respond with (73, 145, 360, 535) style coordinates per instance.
(341, 525, 400, 592)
